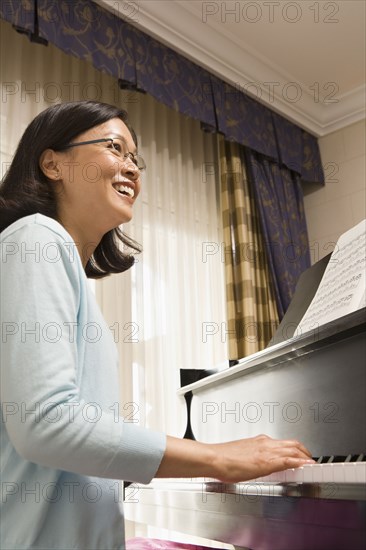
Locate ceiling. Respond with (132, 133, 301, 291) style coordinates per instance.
(97, 0, 366, 136)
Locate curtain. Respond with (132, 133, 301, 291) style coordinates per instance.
(244, 149, 311, 318)
(97, 94, 228, 439)
(0, 17, 228, 438)
(220, 138, 279, 359)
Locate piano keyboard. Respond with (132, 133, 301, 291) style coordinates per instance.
(148, 461, 366, 494)
(148, 457, 366, 491)
(174, 456, 366, 488)
(253, 459, 366, 484)
(141, 456, 366, 506)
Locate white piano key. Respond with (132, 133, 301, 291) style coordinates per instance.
(303, 464, 315, 482)
(286, 467, 303, 483)
(356, 461, 366, 483)
(323, 463, 332, 483)
(333, 463, 345, 483)
(344, 462, 356, 483)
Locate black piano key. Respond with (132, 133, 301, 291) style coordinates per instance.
(312, 453, 365, 463)
(332, 455, 348, 462)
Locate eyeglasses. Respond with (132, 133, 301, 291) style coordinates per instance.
(61, 137, 146, 171)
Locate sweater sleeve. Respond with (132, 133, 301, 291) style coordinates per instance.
(0, 218, 166, 483)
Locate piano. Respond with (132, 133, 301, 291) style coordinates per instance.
(124, 256, 366, 550)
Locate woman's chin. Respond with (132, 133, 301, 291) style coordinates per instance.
(110, 209, 133, 229)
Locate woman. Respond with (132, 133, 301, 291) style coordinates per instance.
(0, 101, 314, 550)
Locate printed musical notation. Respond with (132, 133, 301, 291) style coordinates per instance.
(298, 220, 366, 334)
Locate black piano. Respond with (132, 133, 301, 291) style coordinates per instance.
(124, 256, 366, 550)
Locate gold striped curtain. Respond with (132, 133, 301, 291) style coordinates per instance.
(220, 138, 279, 359)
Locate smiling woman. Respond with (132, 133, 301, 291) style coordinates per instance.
(0, 100, 314, 550)
(0, 101, 142, 277)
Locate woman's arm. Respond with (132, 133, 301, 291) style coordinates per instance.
(156, 434, 314, 482)
(1, 219, 166, 484)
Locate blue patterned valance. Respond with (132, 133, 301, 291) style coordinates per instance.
(210, 75, 279, 160)
(39, 0, 137, 83)
(1, 0, 35, 32)
(1, 0, 324, 184)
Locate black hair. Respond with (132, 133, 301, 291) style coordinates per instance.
(0, 100, 141, 278)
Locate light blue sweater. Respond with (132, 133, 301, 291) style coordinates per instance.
(0, 214, 166, 549)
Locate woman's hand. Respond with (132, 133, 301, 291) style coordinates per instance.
(155, 434, 314, 482)
(209, 434, 314, 482)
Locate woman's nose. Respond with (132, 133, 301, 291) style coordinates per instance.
(121, 157, 140, 179)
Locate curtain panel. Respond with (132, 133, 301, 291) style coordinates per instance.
(220, 138, 279, 359)
(1, 0, 324, 185)
(244, 149, 311, 318)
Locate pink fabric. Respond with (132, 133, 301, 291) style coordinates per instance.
(126, 538, 222, 550)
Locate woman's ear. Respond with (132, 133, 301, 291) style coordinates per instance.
(39, 149, 62, 180)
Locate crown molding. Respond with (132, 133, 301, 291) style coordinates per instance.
(96, 0, 365, 136)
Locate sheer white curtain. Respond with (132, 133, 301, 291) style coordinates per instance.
(110, 93, 230, 437)
(0, 19, 227, 439)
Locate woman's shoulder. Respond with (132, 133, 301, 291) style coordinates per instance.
(0, 213, 73, 244)
(0, 213, 84, 282)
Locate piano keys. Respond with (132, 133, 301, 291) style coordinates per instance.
(254, 456, 365, 485)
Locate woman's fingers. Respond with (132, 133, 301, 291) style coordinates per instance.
(254, 435, 312, 459)
(270, 455, 316, 470)
(277, 438, 313, 458)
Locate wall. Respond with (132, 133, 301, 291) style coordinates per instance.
(303, 119, 365, 264)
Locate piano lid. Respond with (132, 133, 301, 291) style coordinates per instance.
(178, 306, 365, 396)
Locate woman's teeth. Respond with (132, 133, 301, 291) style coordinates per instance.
(114, 184, 134, 198)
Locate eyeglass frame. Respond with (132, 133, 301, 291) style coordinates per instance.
(60, 138, 146, 171)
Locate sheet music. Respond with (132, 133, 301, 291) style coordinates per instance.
(298, 219, 366, 334)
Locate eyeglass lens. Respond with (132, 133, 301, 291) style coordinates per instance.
(109, 138, 145, 171)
